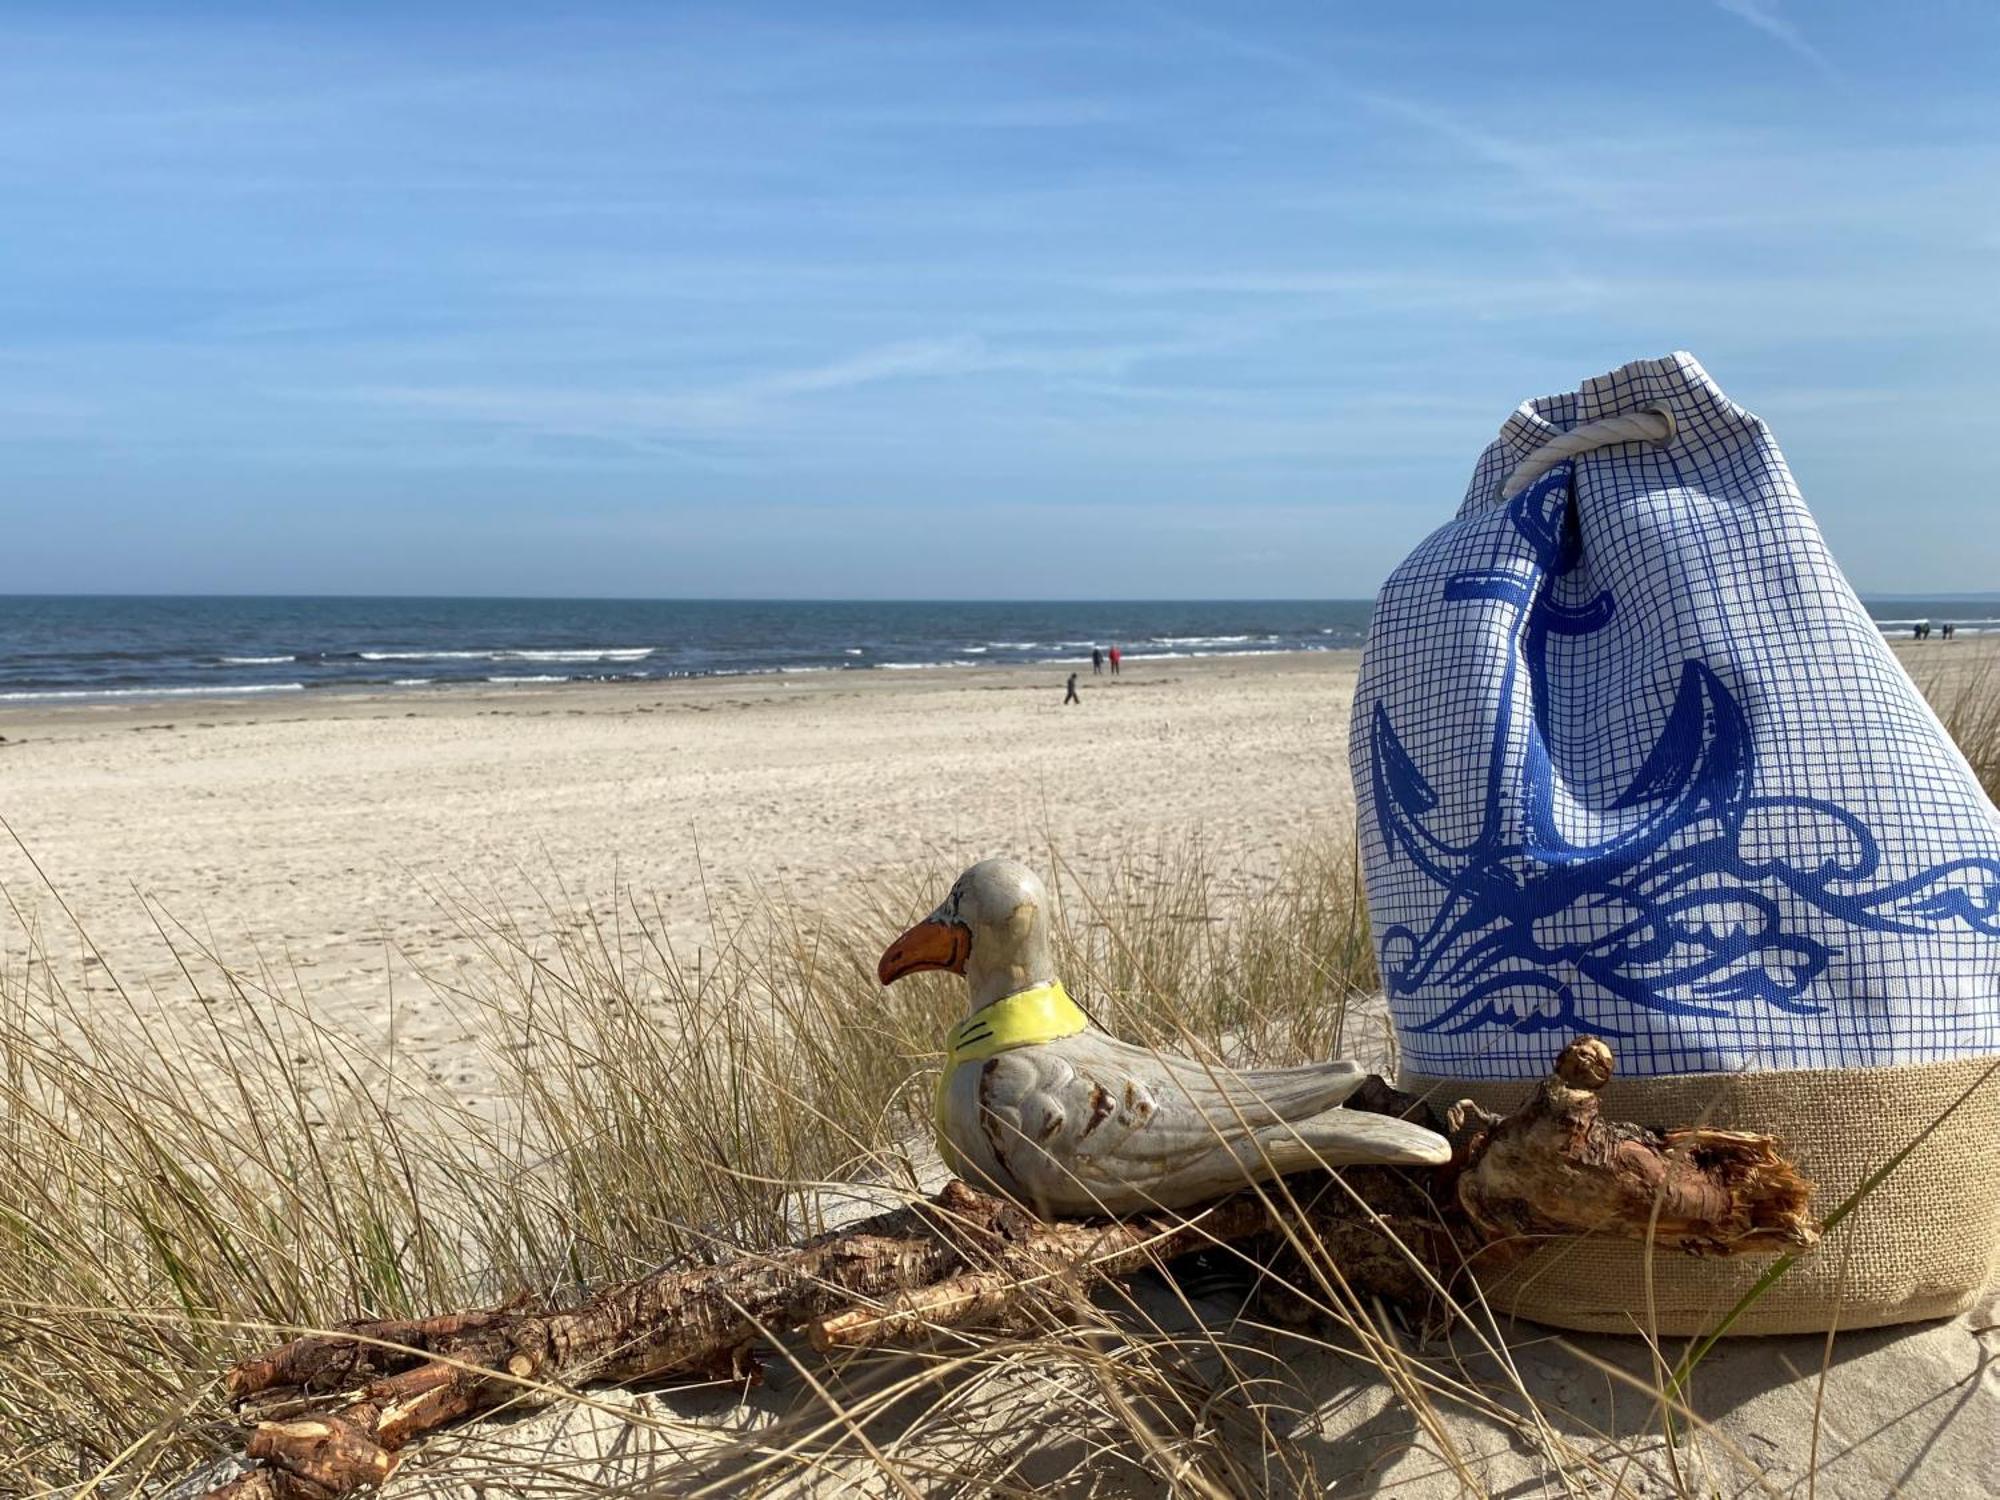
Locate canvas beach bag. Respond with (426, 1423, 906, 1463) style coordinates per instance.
(1352, 352, 2000, 1334)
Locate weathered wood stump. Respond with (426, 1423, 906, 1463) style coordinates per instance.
(204, 1038, 1816, 1499)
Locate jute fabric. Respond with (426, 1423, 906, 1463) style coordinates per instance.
(1402, 1054, 2000, 1334)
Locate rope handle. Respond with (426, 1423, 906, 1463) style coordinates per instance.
(1500, 407, 1676, 500)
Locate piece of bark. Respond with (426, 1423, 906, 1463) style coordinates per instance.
(200, 1038, 1817, 1500)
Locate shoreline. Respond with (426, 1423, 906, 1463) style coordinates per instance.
(0, 644, 1352, 711)
(1, 627, 1987, 738)
(0, 646, 1360, 741)
(0, 596, 1373, 709)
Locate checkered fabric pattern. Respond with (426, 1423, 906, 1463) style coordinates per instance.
(1353, 353, 2000, 1079)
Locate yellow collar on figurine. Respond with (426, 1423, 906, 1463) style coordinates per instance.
(944, 982, 1089, 1068)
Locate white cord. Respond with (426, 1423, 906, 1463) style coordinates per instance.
(1500, 407, 1676, 500)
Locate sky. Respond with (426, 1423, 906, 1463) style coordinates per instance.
(2, 1, 1997, 600)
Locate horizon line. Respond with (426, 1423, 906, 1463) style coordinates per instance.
(2, 589, 1996, 605)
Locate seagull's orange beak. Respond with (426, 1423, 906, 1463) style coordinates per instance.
(878, 918, 970, 985)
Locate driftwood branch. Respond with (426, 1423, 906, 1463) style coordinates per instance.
(1453, 1038, 1814, 1256)
(202, 1038, 1816, 1499)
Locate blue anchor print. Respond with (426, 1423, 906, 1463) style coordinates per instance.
(1370, 462, 2000, 1039)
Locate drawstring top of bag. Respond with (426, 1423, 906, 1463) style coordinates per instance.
(1501, 408, 1676, 500)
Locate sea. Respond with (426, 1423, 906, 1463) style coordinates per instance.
(0, 595, 1992, 704)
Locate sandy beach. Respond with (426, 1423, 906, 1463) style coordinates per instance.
(0, 651, 1362, 1092)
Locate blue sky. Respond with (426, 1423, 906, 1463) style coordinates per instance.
(3, 2, 1996, 599)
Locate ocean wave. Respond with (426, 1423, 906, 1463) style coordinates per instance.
(507, 648, 654, 662)
(484, 674, 569, 684)
(358, 650, 484, 661)
(1125, 648, 1289, 662)
(219, 654, 296, 665)
(0, 683, 307, 701)
(1148, 634, 1281, 647)
(357, 647, 653, 663)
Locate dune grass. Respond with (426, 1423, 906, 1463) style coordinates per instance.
(0, 834, 1401, 1496)
(1922, 657, 2000, 806)
(1, 657, 1995, 1496)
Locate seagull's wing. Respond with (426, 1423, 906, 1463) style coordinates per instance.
(965, 1035, 1449, 1217)
(1152, 1048, 1371, 1125)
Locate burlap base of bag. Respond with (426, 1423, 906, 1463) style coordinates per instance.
(1400, 1054, 2000, 1336)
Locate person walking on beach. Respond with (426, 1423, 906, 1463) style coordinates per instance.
(1092, 647, 1104, 676)
(1108, 644, 1122, 676)
(1064, 672, 1081, 705)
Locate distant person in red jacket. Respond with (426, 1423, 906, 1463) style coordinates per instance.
(1108, 644, 1121, 676)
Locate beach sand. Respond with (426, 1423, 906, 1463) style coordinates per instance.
(12, 640, 1999, 1498)
(0, 652, 1358, 1096)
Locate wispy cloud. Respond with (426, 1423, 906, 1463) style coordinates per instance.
(822, 100, 1131, 131)
(1142, 13, 1617, 219)
(1352, 91, 1616, 215)
(1713, 0, 1843, 82)
(750, 338, 988, 397)
(345, 339, 992, 435)
(333, 334, 1192, 447)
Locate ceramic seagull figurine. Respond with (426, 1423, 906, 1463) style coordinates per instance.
(879, 858, 1452, 1217)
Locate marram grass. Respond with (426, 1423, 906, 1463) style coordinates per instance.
(0, 833, 1393, 1495)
